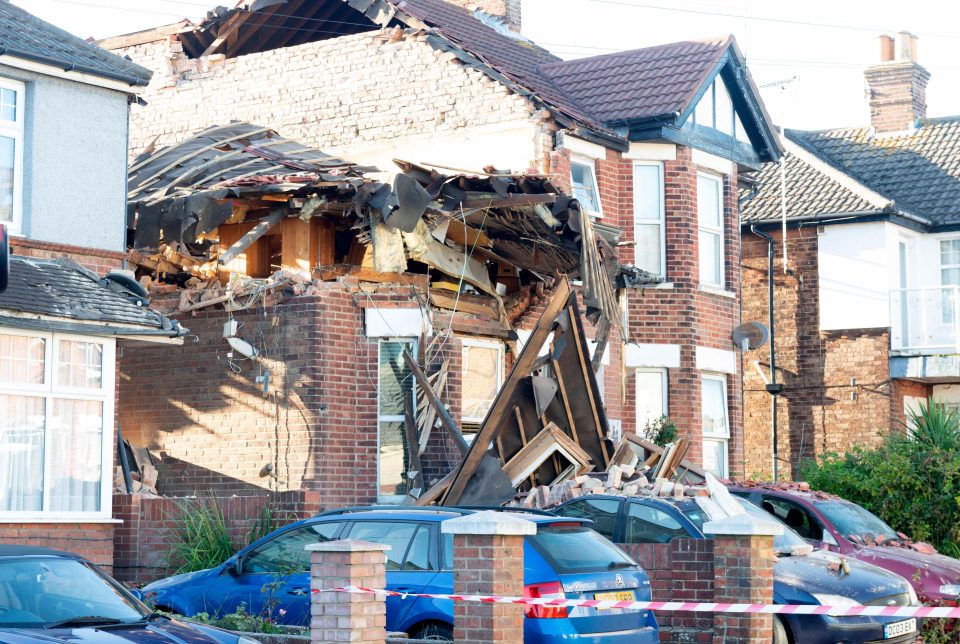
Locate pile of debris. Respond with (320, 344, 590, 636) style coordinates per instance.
(114, 441, 160, 497)
(731, 479, 833, 499)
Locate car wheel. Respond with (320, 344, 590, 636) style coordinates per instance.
(773, 616, 790, 644)
(412, 621, 453, 641)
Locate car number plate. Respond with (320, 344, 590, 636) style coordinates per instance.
(594, 590, 635, 604)
(884, 618, 916, 638)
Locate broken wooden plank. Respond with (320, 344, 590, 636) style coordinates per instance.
(402, 220, 495, 295)
(219, 210, 284, 266)
(200, 10, 252, 57)
(441, 277, 571, 505)
(403, 391, 424, 492)
(428, 289, 499, 318)
(402, 351, 468, 455)
(460, 194, 556, 209)
(502, 422, 593, 487)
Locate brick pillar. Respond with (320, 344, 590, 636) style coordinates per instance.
(441, 511, 536, 644)
(307, 540, 389, 644)
(704, 513, 782, 644)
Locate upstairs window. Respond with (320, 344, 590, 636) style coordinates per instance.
(461, 338, 503, 424)
(0, 78, 24, 233)
(633, 162, 665, 277)
(570, 157, 602, 218)
(697, 172, 725, 287)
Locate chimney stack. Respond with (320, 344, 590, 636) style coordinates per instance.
(864, 31, 929, 133)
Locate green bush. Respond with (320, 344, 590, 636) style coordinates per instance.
(641, 415, 678, 447)
(167, 497, 236, 574)
(799, 402, 960, 553)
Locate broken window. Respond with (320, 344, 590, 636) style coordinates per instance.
(378, 339, 416, 501)
(461, 338, 503, 424)
(697, 172, 724, 287)
(0, 330, 114, 517)
(0, 77, 23, 232)
(636, 368, 668, 435)
(570, 157, 603, 218)
(633, 162, 665, 277)
(701, 374, 729, 478)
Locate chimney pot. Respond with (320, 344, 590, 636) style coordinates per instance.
(896, 30, 917, 62)
(879, 35, 894, 62)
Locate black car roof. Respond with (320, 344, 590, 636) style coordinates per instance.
(0, 545, 81, 559)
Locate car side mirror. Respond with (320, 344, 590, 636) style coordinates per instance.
(223, 558, 241, 576)
(128, 588, 144, 601)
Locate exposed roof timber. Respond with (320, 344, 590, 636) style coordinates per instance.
(201, 10, 253, 57)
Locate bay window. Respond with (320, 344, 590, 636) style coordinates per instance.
(701, 374, 729, 478)
(0, 331, 114, 518)
(633, 162, 665, 277)
(0, 77, 23, 231)
(697, 172, 724, 287)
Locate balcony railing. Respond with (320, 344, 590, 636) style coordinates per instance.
(890, 286, 960, 353)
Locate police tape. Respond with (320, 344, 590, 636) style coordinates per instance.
(312, 586, 960, 618)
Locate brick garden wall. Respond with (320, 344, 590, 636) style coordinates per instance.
(741, 228, 897, 479)
(620, 538, 714, 644)
(0, 524, 115, 572)
(112, 491, 321, 584)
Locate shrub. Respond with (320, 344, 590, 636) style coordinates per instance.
(167, 497, 236, 574)
(246, 505, 275, 546)
(903, 398, 960, 451)
(641, 415, 678, 447)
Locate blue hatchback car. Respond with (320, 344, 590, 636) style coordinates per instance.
(555, 495, 922, 644)
(143, 507, 659, 643)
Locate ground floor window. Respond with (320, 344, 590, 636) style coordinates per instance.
(701, 373, 729, 478)
(377, 339, 416, 501)
(461, 338, 503, 424)
(0, 330, 114, 518)
(636, 368, 668, 434)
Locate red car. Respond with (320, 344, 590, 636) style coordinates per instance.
(730, 484, 960, 604)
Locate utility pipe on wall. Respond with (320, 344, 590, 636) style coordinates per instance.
(750, 226, 783, 480)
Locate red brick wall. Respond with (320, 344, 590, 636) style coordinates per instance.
(891, 378, 932, 430)
(10, 238, 125, 274)
(118, 281, 461, 505)
(0, 524, 115, 571)
(113, 491, 321, 584)
(620, 538, 714, 643)
(864, 62, 930, 133)
(741, 227, 896, 479)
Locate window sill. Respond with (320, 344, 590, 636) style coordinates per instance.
(651, 282, 674, 290)
(0, 517, 122, 524)
(698, 284, 736, 299)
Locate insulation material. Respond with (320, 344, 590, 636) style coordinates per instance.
(370, 211, 407, 273)
(401, 220, 495, 295)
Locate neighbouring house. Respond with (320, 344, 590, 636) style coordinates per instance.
(102, 0, 781, 512)
(740, 32, 960, 478)
(0, 3, 186, 569)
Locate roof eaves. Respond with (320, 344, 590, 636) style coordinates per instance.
(0, 44, 152, 87)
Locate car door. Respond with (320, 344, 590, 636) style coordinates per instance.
(760, 495, 838, 551)
(553, 497, 624, 540)
(623, 500, 698, 543)
(342, 520, 434, 630)
(209, 520, 344, 625)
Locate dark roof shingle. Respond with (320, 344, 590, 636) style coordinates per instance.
(742, 118, 960, 226)
(539, 38, 729, 125)
(0, 256, 182, 335)
(0, 2, 151, 86)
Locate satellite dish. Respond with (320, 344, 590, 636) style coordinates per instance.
(732, 321, 769, 352)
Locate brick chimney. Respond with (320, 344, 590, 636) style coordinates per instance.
(864, 31, 930, 132)
(448, 0, 521, 30)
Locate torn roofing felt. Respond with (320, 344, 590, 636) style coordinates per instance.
(0, 256, 185, 337)
(0, 1, 152, 86)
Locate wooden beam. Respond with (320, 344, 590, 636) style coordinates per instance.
(550, 354, 580, 445)
(403, 392, 424, 492)
(261, 0, 335, 52)
(219, 210, 284, 266)
(460, 194, 556, 209)
(501, 422, 593, 487)
(200, 10, 252, 57)
(402, 351, 468, 455)
(226, 4, 287, 54)
(442, 277, 571, 505)
(569, 304, 607, 452)
(316, 265, 430, 291)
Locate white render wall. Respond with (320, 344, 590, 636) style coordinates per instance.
(817, 221, 893, 330)
(0, 63, 129, 252)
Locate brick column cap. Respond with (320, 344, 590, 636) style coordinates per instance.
(703, 512, 783, 537)
(441, 510, 537, 535)
(305, 539, 391, 553)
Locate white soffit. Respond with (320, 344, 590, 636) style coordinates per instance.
(625, 142, 677, 161)
(364, 307, 430, 337)
(696, 346, 737, 374)
(624, 343, 681, 368)
(560, 133, 607, 161)
(692, 148, 734, 175)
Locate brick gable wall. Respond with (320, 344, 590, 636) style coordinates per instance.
(741, 227, 914, 479)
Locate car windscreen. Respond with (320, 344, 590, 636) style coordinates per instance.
(0, 557, 145, 628)
(527, 523, 637, 574)
(679, 500, 809, 555)
(815, 501, 898, 541)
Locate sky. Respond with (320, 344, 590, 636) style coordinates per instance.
(15, 0, 960, 131)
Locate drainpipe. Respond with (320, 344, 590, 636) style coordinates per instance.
(750, 226, 784, 480)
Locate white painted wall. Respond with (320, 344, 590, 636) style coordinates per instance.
(818, 222, 892, 330)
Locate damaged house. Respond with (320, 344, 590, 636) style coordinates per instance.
(103, 0, 782, 499)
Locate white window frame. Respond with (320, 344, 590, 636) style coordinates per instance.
(460, 337, 504, 425)
(570, 155, 603, 219)
(697, 171, 725, 288)
(633, 161, 666, 277)
(701, 373, 729, 478)
(635, 367, 668, 435)
(376, 338, 417, 504)
(0, 329, 115, 522)
(940, 238, 960, 324)
(0, 77, 24, 234)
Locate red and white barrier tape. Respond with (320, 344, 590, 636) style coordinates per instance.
(313, 586, 960, 619)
